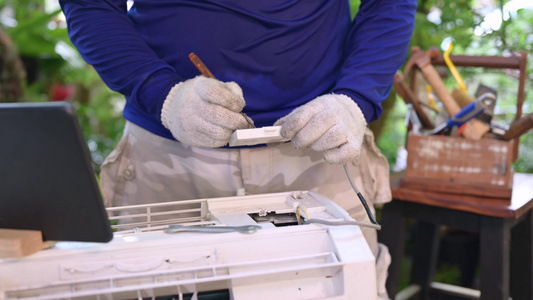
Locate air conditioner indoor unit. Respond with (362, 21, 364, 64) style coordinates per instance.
(0, 191, 376, 300)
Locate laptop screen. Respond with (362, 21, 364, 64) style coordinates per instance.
(0, 102, 113, 243)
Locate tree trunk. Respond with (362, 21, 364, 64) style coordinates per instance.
(369, 90, 397, 141)
(0, 27, 25, 102)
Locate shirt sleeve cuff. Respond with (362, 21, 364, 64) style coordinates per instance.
(333, 89, 381, 123)
(135, 68, 183, 121)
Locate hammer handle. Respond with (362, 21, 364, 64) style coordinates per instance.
(420, 64, 461, 116)
(420, 63, 490, 139)
(504, 112, 533, 140)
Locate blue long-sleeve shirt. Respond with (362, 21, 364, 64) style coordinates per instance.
(59, 0, 417, 141)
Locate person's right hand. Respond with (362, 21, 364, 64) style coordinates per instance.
(161, 75, 254, 147)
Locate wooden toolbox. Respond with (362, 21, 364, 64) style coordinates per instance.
(398, 49, 528, 201)
(401, 134, 515, 199)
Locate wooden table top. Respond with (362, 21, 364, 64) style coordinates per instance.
(390, 172, 533, 219)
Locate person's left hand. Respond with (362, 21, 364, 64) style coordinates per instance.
(274, 93, 367, 164)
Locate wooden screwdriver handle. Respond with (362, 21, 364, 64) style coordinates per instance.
(189, 52, 216, 78)
(188, 52, 256, 129)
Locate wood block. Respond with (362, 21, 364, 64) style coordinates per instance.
(0, 229, 44, 258)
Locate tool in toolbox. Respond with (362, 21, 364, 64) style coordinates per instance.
(504, 111, 533, 141)
(404, 49, 490, 139)
(394, 71, 435, 129)
(404, 49, 462, 117)
(444, 43, 481, 110)
(474, 84, 497, 125)
(443, 43, 467, 94)
(426, 92, 496, 136)
(425, 85, 441, 112)
(405, 103, 424, 134)
(428, 50, 529, 147)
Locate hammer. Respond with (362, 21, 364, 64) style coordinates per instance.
(404, 50, 490, 140)
(504, 112, 533, 141)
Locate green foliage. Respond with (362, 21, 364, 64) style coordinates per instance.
(8, 11, 62, 57)
(376, 104, 407, 171)
(411, 0, 479, 50)
(350, 0, 361, 19)
(1, 1, 125, 171)
(4, 2, 67, 89)
(434, 262, 463, 285)
(75, 89, 125, 172)
(508, 9, 533, 52)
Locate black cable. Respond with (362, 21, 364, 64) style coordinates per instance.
(343, 164, 380, 227)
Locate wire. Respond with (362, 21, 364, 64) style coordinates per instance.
(295, 204, 311, 225)
(304, 218, 381, 230)
(296, 203, 381, 229)
(343, 164, 381, 228)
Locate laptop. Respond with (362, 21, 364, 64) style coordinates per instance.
(0, 102, 113, 243)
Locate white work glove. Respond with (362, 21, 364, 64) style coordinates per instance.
(274, 93, 367, 164)
(161, 75, 253, 148)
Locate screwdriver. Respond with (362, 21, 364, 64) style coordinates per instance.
(427, 93, 495, 136)
(189, 52, 255, 128)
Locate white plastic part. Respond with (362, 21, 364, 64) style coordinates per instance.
(0, 191, 376, 300)
(229, 126, 289, 147)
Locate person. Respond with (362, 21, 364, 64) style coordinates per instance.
(59, 1, 417, 298)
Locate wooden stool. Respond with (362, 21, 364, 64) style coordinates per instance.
(378, 173, 533, 300)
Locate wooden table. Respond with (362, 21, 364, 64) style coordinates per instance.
(379, 172, 533, 300)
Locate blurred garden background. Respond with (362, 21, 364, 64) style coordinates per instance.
(1, 0, 532, 292)
(1, 0, 532, 174)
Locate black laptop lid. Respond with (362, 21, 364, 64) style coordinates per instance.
(0, 102, 113, 243)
